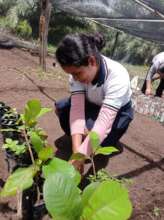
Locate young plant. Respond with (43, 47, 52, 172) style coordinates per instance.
(0, 101, 133, 220)
(71, 131, 119, 176)
(0, 99, 81, 219)
(0, 99, 54, 217)
(43, 131, 133, 220)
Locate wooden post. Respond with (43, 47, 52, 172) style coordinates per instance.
(110, 31, 120, 59)
(39, 0, 52, 71)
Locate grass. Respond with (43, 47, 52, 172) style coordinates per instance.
(123, 63, 149, 79)
(47, 44, 56, 54)
(35, 65, 68, 82)
(35, 62, 157, 90)
(0, 17, 8, 28)
(123, 63, 161, 92)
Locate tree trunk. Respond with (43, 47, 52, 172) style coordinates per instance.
(110, 32, 120, 59)
(0, 31, 38, 51)
(39, 0, 52, 72)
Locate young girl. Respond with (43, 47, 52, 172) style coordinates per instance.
(55, 33, 133, 173)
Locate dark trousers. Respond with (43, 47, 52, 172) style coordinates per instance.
(141, 78, 164, 97)
(55, 98, 133, 149)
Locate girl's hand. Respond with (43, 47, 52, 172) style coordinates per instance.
(145, 88, 152, 96)
(84, 127, 89, 136)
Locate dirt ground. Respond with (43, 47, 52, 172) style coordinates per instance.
(0, 48, 164, 220)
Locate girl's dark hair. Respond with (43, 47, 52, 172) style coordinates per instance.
(55, 32, 106, 66)
(158, 63, 164, 74)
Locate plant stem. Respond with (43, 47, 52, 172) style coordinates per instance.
(36, 185, 41, 204)
(91, 156, 96, 177)
(17, 190, 22, 219)
(23, 129, 35, 164)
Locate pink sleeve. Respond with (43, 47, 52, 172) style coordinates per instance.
(78, 106, 118, 156)
(70, 93, 85, 135)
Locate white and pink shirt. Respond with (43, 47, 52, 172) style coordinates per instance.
(69, 55, 132, 155)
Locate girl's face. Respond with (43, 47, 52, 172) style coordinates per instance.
(62, 56, 99, 84)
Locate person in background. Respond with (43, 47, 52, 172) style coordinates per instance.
(54, 33, 133, 174)
(141, 52, 164, 97)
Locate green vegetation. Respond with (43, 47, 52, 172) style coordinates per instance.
(71, 131, 119, 176)
(0, 0, 163, 64)
(0, 100, 132, 220)
(47, 44, 56, 54)
(16, 20, 32, 39)
(44, 131, 133, 220)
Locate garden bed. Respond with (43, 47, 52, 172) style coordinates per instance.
(0, 48, 164, 219)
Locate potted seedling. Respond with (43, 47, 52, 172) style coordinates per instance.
(0, 99, 53, 219)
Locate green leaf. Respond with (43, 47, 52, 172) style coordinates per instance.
(29, 131, 44, 154)
(2, 138, 26, 155)
(6, 138, 13, 144)
(81, 180, 132, 220)
(81, 182, 100, 208)
(24, 100, 51, 126)
(70, 153, 88, 161)
(43, 173, 82, 220)
(89, 131, 100, 151)
(95, 147, 119, 155)
(26, 99, 41, 118)
(24, 99, 41, 125)
(42, 158, 81, 185)
(37, 128, 48, 140)
(38, 147, 54, 161)
(24, 106, 31, 124)
(37, 107, 52, 118)
(0, 166, 38, 197)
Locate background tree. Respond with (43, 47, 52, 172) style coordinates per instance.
(39, 0, 52, 71)
(0, 0, 163, 65)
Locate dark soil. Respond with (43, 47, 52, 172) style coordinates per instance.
(0, 48, 164, 220)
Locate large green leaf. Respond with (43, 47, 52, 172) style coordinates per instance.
(0, 166, 38, 197)
(29, 131, 44, 154)
(89, 132, 100, 152)
(43, 173, 82, 220)
(81, 180, 132, 220)
(95, 147, 119, 156)
(42, 158, 81, 185)
(81, 182, 100, 208)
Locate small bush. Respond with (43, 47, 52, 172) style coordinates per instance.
(16, 20, 32, 39)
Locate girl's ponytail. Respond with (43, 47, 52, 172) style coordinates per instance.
(89, 32, 106, 51)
